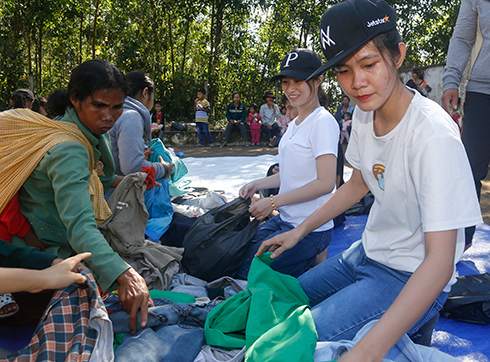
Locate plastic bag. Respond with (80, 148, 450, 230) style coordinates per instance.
(182, 198, 260, 282)
(440, 273, 490, 324)
(148, 138, 188, 184)
(144, 178, 174, 241)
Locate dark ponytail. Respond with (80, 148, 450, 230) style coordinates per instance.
(125, 71, 154, 99)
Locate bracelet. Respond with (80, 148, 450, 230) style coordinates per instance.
(270, 194, 278, 211)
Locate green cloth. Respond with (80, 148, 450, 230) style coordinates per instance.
(149, 290, 196, 304)
(205, 252, 318, 362)
(15, 106, 129, 292)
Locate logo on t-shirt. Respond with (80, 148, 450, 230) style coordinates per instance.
(372, 164, 385, 190)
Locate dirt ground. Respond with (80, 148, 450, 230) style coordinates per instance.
(176, 144, 490, 225)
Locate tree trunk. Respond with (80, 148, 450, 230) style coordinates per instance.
(181, 16, 191, 74)
(167, 12, 175, 77)
(80, 12, 84, 64)
(92, 0, 101, 59)
(38, 24, 43, 88)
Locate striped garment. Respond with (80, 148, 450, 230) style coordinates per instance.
(0, 109, 111, 226)
(3, 265, 111, 361)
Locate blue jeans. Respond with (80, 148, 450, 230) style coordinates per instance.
(224, 122, 248, 143)
(111, 299, 216, 362)
(261, 123, 280, 143)
(299, 241, 448, 341)
(196, 122, 214, 145)
(235, 215, 333, 279)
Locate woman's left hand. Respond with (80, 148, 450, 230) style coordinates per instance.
(249, 197, 273, 220)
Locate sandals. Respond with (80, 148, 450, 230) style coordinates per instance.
(0, 293, 19, 318)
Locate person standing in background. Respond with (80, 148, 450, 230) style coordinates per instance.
(442, 0, 490, 250)
(194, 89, 214, 147)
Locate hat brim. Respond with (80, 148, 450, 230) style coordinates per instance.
(306, 34, 378, 82)
(270, 69, 317, 82)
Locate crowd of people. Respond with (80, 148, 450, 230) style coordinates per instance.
(0, 0, 488, 361)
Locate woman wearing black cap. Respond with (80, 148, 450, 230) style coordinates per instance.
(256, 0, 481, 360)
(236, 48, 339, 280)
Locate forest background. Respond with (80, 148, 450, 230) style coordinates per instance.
(0, 0, 460, 126)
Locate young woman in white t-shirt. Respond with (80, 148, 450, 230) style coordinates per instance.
(235, 48, 339, 280)
(256, 1, 482, 361)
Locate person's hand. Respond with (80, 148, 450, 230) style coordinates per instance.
(117, 268, 152, 334)
(34, 252, 92, 292)
(442, 88, 459, 115)
(255, 228, 302, 258)
(239, 182, 257, 199)
(158, 156, 174, 179)
(23, 228, 48, 251)
(248, 197, 272, 220)
(271, 165, 279, 174)
(194, 98, 198, 104)
(266, 123, 272, 130)
(144, 147, 153, 160)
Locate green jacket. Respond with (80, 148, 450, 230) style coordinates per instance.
(205, 252, 317, 362)
(15, 107, 129, 292)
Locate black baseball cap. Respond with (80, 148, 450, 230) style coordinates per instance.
(307, 0, 397, 81)
(271, 48, 322, 82)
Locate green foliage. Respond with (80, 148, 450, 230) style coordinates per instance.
(0, 0, 460, 115)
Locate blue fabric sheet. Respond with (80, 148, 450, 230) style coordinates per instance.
(2, 216, 490, 361)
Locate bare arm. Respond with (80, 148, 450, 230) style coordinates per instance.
(256, 168, 369, 257)
(0, 253, 91, 294)
(338, 229, 457, 362)
(249, 154, 337, 220)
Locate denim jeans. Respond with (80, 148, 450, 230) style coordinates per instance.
(261, 123, 280, 143)
(111, 299, 217, 362)
(224, 122, 248, 143)
(196, 122, 214, 145)
(115, 325, 205, 362)
(235, 215, 333, 279)
(299, 241, 448, 341)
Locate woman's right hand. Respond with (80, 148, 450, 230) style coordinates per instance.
(158, 156, 174, 179)
(255, 228, 302, 258)
(239, 182, 257, 199)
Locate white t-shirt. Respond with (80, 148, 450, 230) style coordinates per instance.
(278, 107, 340, 231)
(346, 90, 482, 291)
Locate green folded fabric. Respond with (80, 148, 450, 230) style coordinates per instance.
(205, 252, 318, 361)
(149, 290, 196, 304)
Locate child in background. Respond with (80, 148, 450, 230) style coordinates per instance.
(248, 104, 262, 145)
(151, 101, 166, 140)
(276, 105, 290, 138)
(195, 89, 214, 147)
(340, 111, 352, 144)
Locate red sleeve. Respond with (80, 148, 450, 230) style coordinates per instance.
(0, 193, 31, 242)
